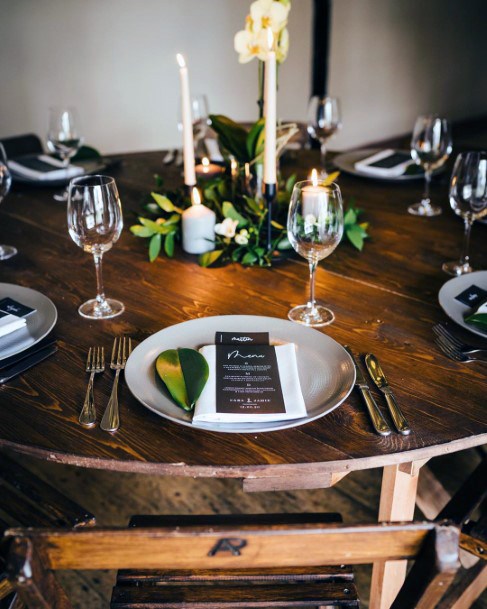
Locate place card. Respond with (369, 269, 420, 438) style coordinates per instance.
(0, 310, 26, 338)
(0, 297, 36, 318)
(454, 285, 487, 308)
(215, 332, 269, 346)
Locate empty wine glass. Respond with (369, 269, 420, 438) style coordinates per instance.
(47, 107, 84, 201)
(0, 144, 17, 260)
(307, 96, 341, 176)
(287, 178, 344, 327)
(409, 115, 452, 216)
(67, 175, 124, 319)
(178, 94, 209, 159)
(442, 151, 487, 276)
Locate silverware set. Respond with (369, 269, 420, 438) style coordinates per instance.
(433, 324, 487, 363)
(80, 337, 132, 432)
(345, 346, 411, 437)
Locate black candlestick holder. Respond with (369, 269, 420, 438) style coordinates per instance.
(264, 183, 277, 252)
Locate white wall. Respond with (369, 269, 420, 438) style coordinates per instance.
(328, 0, 487, 150)
(1, 0, 486, 154)
(0, 0, 312, 154)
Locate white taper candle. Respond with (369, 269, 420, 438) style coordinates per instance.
(263, 29, 277, 185)
(176, 53, 196, 187)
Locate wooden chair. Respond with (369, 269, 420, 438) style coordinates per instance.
(5, 512, 463, 609)
(0, 452, 95, 609)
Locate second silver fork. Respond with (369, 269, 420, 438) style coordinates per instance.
(79, 347, 105, 427)
(100, 337, 132, 433)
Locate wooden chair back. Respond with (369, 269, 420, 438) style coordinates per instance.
(5, 515, 462, 609)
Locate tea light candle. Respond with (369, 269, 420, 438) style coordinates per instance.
(194, 157, 224, 179)
(302, 169, 328, 217)
(182, 187, 216, 254)
(176, 53, 196, 187)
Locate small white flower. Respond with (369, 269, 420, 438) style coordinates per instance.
(215, 218, 239, 238)
(235, 229, 249, 245)
(304, 213, 316, 234)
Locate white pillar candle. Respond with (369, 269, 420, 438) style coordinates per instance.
(176, 53, 196, 187)
(302, 169, 328, 217)
(182, 188, 216, 254)
(263, 29, 277, 186)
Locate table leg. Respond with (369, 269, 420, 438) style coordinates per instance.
(369, 462, 423, 609)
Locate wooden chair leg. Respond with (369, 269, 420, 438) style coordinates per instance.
(369, 463, 421, 609)
(7, 537, 74, 609)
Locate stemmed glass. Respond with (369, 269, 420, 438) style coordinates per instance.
(307, 96, 341, 176)
(0, 144, 17, 260)
(47, 107, 84, 201)
(178, 95, 209, 159)
(287, 179, 344, 327)
(442, 152, 487, 275)
(67, 175, 124, 319)
(409, 115, 452, 216)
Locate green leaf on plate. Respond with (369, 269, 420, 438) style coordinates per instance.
(155, 349, 190, 410)
(178, 348, 209, 407)
(464, 313, 487, 331)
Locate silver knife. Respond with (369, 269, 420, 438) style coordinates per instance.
(0, 343, 57, 384)
(344, 346, 391, 436)
(365, 354, 411, 436)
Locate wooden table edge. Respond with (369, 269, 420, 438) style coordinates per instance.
(1, 433, 486, 482)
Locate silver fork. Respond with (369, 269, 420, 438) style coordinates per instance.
(433, 324, 487, 362)
(100, 337, 132, 432)
(79, 347, 105, 427)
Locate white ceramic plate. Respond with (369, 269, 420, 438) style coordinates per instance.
(438, 271, 487, 338)
(0, 283, 58, 360)
(333, 148, 442, 182)
(125, 315, 355, 434)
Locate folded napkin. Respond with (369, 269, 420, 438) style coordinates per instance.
(0, 310, 26, 339)
(193, 343, 306, 424)
(464, 299, 487, 332)
(8, 155, 84, 181)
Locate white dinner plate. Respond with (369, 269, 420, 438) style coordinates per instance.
(0, 283, 58, 360)
(125, 315, 355, 434)
(333, 148, 442, 182)
(438, 271, 487, 338)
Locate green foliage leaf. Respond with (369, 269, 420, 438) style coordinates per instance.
(222, 202, 248, 228)
(178, 348, 209, 407)
(209, 114, 249, 162)
(151, 192, 183, 214)
(344, 207, 358, 226)
(277, 236, 291, 250)
(346, 225, 366, 251)
(242, 251, 258, 265)
(164, 232, 175, 257)
(271, 220, 284, 230)
(130, 224, 154, 238)
(149, 233, 162, 261)
(155, 350, 190, 411)
(243, 195, 263, 215)
(246, 118, 265, 159)
(464, 313, 487, 331)
(199, 249, 224, 267)
(285, 174, 297, 194)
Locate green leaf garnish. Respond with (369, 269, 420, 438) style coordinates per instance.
(155, 348, 209, 411)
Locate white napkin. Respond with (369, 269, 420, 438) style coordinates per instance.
(8, 155, 84, 181)
(193, 343, 307, 424)
(0, 312, 26, 339)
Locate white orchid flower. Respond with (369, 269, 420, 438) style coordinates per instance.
(215, 218, 239, 238)
(250, 0, 290, 34)
(235, 229, 250, 245)
(234, 28, 269, 64)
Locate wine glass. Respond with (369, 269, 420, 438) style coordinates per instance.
(307, 96, 341, 176)
(178, 95, 209, 159)
(47, 107, 84, 201)
(287, 179, 344, 327)
(409, 115, 452, 216)
(0, 144, 17, 260)
(442, 151, 487, 276)
(67, 175, 124, 319)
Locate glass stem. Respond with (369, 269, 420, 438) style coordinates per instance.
(423, 170, 432, 206)
(459, 216, 473, 266)
(320, 141, 327, 170)
(93, 252, 107, 308)
(308, 260, 317, 313)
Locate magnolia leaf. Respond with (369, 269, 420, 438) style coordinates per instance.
(178, 348, 209, 407)
(155, 350, 191, 411)
(209, 114, 249, 162)
(464, 313, 487, 331)
(199, 249, 224, 267)
(149, 233, 162, 261)
(164, 231, 175, 257)
(323, 171, 340, 186)
(246, 118, 265, 159)
(271, 220, 285, 230)
(130, 224, 154, 238)
(285, 174, 297, 193)
(346, 225, 365, 251)
(222, 202, 248, 227)
(242, 251, 258, 265)
(151, 192, 183, 214)
(243, 195, 263, 215)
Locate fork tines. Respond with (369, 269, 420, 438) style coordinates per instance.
(86, 346, 105, 372)
(110, 336, 132, 369)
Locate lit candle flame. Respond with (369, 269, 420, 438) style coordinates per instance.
(176, 53, 186, 68)
(202, 157, 210, 167)
(191, 187, 201, 206)
(311, 168, 318, 187)
(267, 28, 274, 51)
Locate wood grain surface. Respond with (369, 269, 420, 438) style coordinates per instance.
(0, 149, 485, 482)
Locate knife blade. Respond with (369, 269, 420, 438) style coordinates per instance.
(344, 346, 391, 436)
(0, 336, 57, 371)
(0, 343, 58, 384)
(364, 354, 411, 435)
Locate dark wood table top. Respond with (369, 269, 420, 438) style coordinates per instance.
(0, 149, 485, 483)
